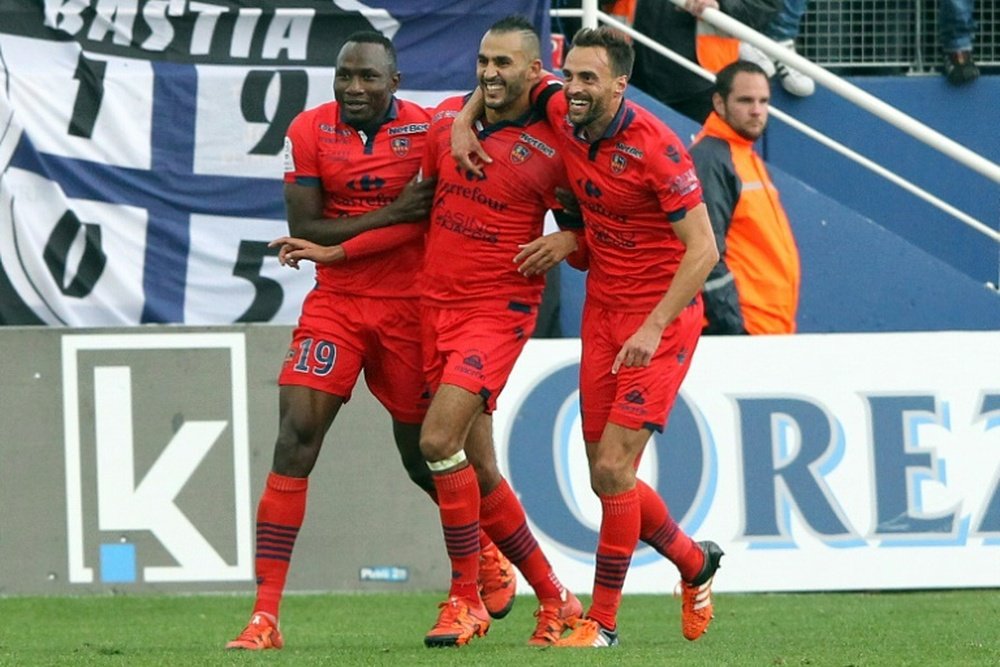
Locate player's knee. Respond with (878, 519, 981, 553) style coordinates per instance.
(419, 428, 463, 463)
(588, 457, 632, 496)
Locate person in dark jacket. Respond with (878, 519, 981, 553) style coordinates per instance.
(631, 0, 780, 123)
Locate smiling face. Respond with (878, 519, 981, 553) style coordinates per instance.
(562, 45, 627, 139)
(477, 28, 541, 122)
(333, 41, 399, 128)
(714, 70, 770, 141)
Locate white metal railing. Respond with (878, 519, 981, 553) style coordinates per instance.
(553, 1, 1000, 248)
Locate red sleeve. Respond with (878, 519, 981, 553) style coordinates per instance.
(647, 132, 703, 221)
(531, 74, 567, 127)
(283, 107, 319, 184)
(422, 101, 456, 180)
(340, 223, 424, 261)
(564, 229, 590, 271)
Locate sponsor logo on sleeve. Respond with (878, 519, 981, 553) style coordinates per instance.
(670, 168, 700, 196)
(283, 137, 295, 173)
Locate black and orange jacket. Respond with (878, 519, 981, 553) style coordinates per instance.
(632, 0, 780, 106)
(690, 112, 800, 334)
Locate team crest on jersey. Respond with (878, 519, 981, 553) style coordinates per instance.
(391, 137, 411, 157)
(610, 152, 628, 175)
(510, 142, 532, 164)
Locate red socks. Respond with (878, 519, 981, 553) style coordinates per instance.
(253, 472, 308, 619)
(480, 479, 563, 600)
(637, 480, 704, 582)
(588, 488, 640, 630)
(432, 465, 481, 602)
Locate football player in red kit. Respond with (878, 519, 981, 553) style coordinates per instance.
(451, 26, 724, 648)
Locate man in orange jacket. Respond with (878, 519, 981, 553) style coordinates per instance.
(690, 60, 800, 335)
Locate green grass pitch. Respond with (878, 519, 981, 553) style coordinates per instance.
(1, 590, 997, 665)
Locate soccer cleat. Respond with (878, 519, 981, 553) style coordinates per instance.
(554, 617, 619, 648)
(424, 596, 491, 648)
(225, 612, 283, 650)
(478, 541, 516, 619)
(527, 590, 583, 646)
(680, 540, 725, 641)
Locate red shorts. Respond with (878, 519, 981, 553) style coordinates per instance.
(279, 289, 428, 423)
(421, 301, 537, 414)
(579, 298, 703, 442)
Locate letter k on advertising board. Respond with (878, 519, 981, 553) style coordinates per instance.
(62, 333, 253, 584)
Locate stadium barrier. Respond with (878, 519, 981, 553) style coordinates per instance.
(2, 325, 997, 595)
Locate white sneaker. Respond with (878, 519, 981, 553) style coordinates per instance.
(738, 42, 775, 78)
(773, 39, 815, 97)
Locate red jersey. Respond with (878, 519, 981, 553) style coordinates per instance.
(283, 98, 429, 298)
(420, 96, 569, 308)
(536, 82, 703, 312)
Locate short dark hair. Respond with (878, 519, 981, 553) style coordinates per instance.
(487, 15, 542, 61)
(342, 30, 398, 72)
(714, 60, 769, 98)
(569, 26, 634, 78)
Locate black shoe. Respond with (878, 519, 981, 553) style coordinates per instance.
(944, 51, 980, 86)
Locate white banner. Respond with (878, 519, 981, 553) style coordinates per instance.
(0, 1, 546, 326)
(493, 332, 1000, 593)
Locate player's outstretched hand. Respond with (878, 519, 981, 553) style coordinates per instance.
(611, 321, 664, 374)
(450, 121, 492, 178)
(388, 175, 437, 223)
(269, 236, 346, 267)
(515, 230, 579, 277)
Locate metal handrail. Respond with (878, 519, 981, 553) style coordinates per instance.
(553, 2, 1000, 246)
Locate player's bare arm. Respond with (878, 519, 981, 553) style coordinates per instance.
(282, 175, 436, 246)
(514, 230, 579, 277)
(268, 236, 346, 268)
(611, 203, 718, 374)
